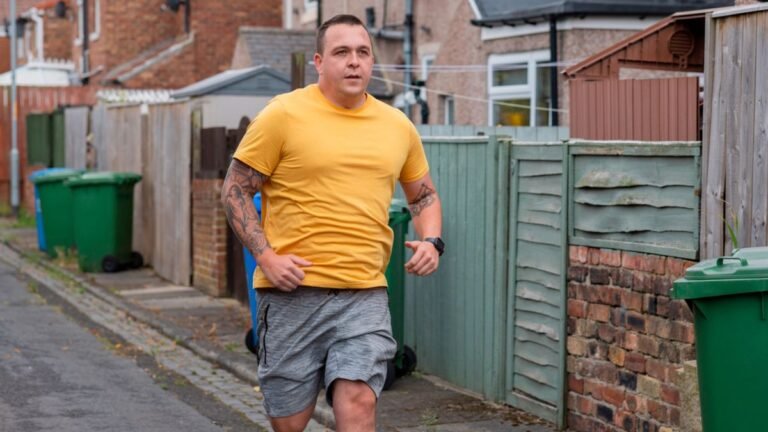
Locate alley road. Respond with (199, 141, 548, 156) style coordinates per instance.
(0, 260, 260, 432)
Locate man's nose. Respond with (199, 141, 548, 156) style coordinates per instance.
(348, 52, 360, 67)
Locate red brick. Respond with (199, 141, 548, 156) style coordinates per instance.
(638, 335, 661, 357)
(621, 290, 643, 312)
(622, 252, 643, 270)
(642, 255, 667, 275)
(624, 352, 647, 373)
(568, 336, 589, 356)
(624, 331, 639, 351)
(589, 248, 601, 265)
(568, 299, 588, 318)
(571, 245, 589, 264)
(600, 249, 622, 267)
(647, 316, 672, 339)
(646, 358, 671, 382)
(608, 346, 626, 367)
(661, 384, 680, 405)
(597, 324, 618, 343)
(669, 406, 681, 426)
(670, 321, 695, 343)
(669, 300, 694, 322)
(625, 393, 648, 414)
(595, 285, 623, 306)
(602, 385, 625, 407)
(588, 304, 612, 323)
(569, 374, 585, 394)
(666, 258, 694, 279)
(626, 311, 646, 332)
(647, 400, 669, 423)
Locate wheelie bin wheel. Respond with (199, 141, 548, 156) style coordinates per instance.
(102, 255, 121, 273)
(397, 345, 417, 377)
(244, 328, 259, 356)
(383, 358, 396, 391)
(129, 251, 144, 269)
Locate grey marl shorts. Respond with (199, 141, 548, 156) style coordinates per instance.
(255, 287, 397, 418)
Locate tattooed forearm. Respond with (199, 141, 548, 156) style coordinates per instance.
(408, 183, 437, 217)
(221, 159, 272, 256)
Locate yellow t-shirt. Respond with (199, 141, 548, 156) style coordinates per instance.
(233, 84, 429, 289)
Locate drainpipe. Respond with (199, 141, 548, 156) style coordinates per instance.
(316, 0, 322, 28)
(403, 0, 413, 118)
(549, 16, 559, 126)
(10, 0, 19, 215)
(82, 0, 90, 83)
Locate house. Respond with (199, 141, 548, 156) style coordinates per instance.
(1, 0, 283, 89)
(310, 0, 735, 127)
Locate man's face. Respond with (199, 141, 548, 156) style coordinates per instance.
(314, 24, 374, 107)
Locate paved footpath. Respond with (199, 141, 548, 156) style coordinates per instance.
(0, 223, 555, 432)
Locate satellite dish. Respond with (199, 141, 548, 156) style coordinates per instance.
(165, 0, 182, 12)
(54, 1, 67, 18)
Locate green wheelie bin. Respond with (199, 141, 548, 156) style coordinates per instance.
(671, 247, 768, 432)
(64, 172, 143, 273)
(383, 199, 417, 390)
(30, 169, 82, 258)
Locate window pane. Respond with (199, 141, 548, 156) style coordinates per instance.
(536, 63, 552, 126)
(492, 64, 527, 86)
(493, 99, 530, 126)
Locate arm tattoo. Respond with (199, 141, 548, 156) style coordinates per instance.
(408, 183, 436, 217)
(221, 159, 272, 257)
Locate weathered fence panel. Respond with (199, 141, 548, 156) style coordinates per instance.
(64, 106, 89, 170)
(702, 8, 768, 258)
(148, 102, 192, 286)
(569, 141, 701, 259)
(506, 142, 568, 425)
(417, 125, 569, 141)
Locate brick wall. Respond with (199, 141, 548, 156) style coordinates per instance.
(43, 16, 73, 60)
(192, 177, 228, 297)
(567, 246, 696, 432)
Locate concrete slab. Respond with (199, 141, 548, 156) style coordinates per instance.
(120, 285, 200, 297)
(138, 296, 241, 310)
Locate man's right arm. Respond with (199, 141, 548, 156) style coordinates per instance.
(221, 158, 271, 257)
(221, 159, 311, 291)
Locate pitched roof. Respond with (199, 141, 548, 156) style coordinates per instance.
(471, 0, 734, 26)
(170, 65, 290, 99)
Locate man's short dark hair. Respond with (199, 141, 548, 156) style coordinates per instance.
(316, 14, 370, 55)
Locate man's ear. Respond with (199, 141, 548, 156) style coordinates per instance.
(313, 53, 323, 75)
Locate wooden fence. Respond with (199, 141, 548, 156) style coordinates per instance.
(90, 101, 192, 285)
(701, 7, 768, 258)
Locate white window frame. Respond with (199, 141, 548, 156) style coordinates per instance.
(421, 54, 435, 80)
(487, 50, 549, 127)
(75, 0, 101, 46)
(442, 95, 455, 125)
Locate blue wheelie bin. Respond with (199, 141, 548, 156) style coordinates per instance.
(243, 193, 262, 355)
(28, 168, 82, 252)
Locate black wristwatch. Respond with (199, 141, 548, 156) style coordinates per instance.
(424, 237, 445, 256)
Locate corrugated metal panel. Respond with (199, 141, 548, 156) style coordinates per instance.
(507, 143, 568, 427)
(569, 77, 699, 141)
(569, 141, 701, 259)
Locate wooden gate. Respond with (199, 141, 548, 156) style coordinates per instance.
(200, 117, 250, 303)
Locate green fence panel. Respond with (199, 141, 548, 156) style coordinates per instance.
(506, 142, 568, 427)
(51, 110, 66, 167)
(26, 113, 52, 166)
(568, 141, 702, 259)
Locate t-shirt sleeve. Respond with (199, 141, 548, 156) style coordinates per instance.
(399, 122, 430, 183)
(232, 98, 285, 176)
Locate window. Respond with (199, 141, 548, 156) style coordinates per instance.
(304, 0, 318, 8)
(421, 54, 435, 80)
(441, 95, 455, 125)
(487, 51, 553, 127)
(75, 0, 100, 46)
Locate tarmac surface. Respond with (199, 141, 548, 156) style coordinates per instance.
(0, 220, 556, 432)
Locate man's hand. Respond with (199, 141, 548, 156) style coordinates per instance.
(404, 241, 439, 276)
(258, 250, 313, 292)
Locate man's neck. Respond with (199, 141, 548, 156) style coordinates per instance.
(317, 84, 367, 110)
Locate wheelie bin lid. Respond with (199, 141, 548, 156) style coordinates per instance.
(64, 172, 142, 187)
(671, 247, 768, 300)
(29, 168, 82, 185)
(389, 198, 411, 223)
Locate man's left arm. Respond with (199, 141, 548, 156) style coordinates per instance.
(401, 173, 443, 276)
